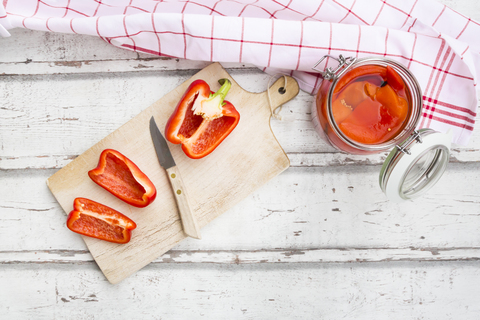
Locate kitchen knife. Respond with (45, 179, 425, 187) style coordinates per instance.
(149, 116, 201, 239)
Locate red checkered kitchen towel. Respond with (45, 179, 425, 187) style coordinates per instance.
(1, 0, 479, 145)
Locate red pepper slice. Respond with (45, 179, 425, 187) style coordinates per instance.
(332, 81, 369, 124)
(88, 149, 156, 208)
(339, 94, 405, 144)
(376, 83, 409, 120)
(334, 65, 387, 94)
(339, 99, 388, 144)
(386, 65, 405, 92)
(66, 198, 137, 244)
(165, 79, 240, 159)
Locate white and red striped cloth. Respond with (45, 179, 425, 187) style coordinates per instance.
(1, 0, 479, 145)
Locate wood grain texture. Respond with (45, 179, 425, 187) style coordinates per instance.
(166, 165, 202, 239)
(2, 262, 480, 319)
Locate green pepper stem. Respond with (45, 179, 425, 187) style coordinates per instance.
(210, 78, 231, 106)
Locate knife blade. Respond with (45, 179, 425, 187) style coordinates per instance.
(149, 116, 201, 239)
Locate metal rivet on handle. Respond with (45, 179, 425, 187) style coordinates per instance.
(171, 173, 176, 178)
(176, 190, 182, 195)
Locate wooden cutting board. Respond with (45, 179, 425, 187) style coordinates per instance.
(47, 63, 299, 284)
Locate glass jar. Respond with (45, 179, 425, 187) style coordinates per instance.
(312, 55, 423, 155)
(311, 55, 452, 201)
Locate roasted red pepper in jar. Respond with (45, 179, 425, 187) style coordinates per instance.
(66, 198, 137, 244)
(88, 149, 156, 208)
(165, 78, 240, 159)
(331, 65, 409, 144)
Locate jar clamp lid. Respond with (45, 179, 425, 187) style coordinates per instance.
(379, 129, 452, 202)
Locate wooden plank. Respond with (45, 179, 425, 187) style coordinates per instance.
(1, 71, 479, 170)
(0, 29, 253, 75)
(1, 161, 479, 256)
(4, 247, 480, 265)
(0, 29, 137, 64)
(0, 69, 268, 169)
(1, 261, 480, 319)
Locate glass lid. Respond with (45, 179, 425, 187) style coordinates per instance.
(379, 129, 452, 202)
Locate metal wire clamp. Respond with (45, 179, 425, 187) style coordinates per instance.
(395, 130, 423, 155)
(312, 55, 356, 80)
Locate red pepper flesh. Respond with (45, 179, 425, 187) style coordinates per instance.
(66, 198, 137, 244)
(334, 65, 387, 94)
(88, 149, 156, 208)
(165, 79, 240, 159)
(386, 65, 405, 92)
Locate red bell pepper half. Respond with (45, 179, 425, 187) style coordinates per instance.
(88, 149, 156, 208)
(67, 198, 137, 244)
(165, 78, 240, 159)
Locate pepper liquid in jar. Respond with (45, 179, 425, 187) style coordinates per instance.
(313, 57, 422, 155)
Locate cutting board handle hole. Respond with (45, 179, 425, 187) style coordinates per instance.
(266, 74, 299, 119)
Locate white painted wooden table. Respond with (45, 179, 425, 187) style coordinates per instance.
(1, 1, 480, 318)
